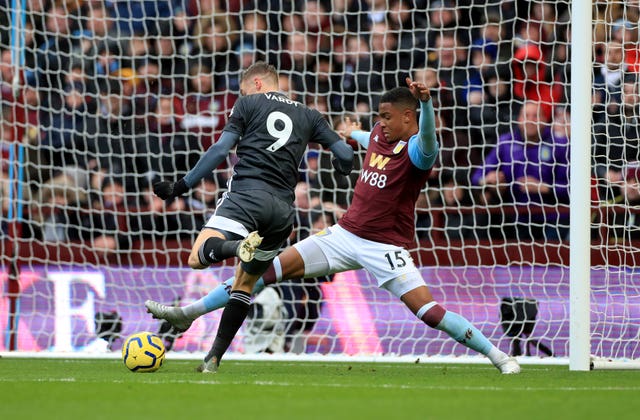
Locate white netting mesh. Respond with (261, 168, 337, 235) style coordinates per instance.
(0, 0, 638, 362)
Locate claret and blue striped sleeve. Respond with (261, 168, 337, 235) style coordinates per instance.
(408, 99, 439, 170)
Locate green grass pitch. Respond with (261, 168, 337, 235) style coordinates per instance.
(1, 358, 639, 420)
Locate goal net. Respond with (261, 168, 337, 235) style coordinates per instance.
(0, 0, 638, 367)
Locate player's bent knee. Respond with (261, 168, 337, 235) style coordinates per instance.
(188, 252, 208, 269)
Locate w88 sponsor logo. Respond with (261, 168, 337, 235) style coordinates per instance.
(360, 169, 387, 189)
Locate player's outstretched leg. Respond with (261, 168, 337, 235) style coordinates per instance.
(145, 300, 194, 332)
(417, 301, 521, 374)
(144, 277, 266, 332)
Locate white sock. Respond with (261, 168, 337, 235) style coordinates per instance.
(182, 301, 207, 319)
(486, 346, 509, 365)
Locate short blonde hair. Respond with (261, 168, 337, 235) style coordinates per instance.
(241, 61, 278, 86)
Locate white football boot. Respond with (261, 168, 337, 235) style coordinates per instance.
(145, 300, 193, 332)
(236, 231, 263, 262)
(495, 356, 521, 374)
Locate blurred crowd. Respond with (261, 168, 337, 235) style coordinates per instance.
(1, 0, 639, 252)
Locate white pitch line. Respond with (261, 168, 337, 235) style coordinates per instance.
(0, 377, 638, 392)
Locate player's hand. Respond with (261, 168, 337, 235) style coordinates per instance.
(406, 77, 431, 102)
(338, 117, 362, 140)
(153, 179, 189, 200)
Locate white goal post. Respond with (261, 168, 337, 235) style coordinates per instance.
(569, 0, 592, 372)
(1, 0, 639, 370)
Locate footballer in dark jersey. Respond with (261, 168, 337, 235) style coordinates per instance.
(147, 63, 354, 367)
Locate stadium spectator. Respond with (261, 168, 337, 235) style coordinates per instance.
(277, 72, 301, 103)
(148, 79, 520, 375)
(470, 11, 507, 63)
(468, 64, 514, 149)
(120, 32, 151, 70)
(188, 16, 239, 91)
(78, 176, 131, 253)
(279, 31, 317, 94)
(593, 73, 640, 205)
(356, 21, 412, 116)
(93, 39, 122, 83)
(388, 0, 428, 68)
(145, 62, 353, 349)
(41, 80, 96, 172)
(430, 30, 471, 130)
(332, 34, 370, 115)
(29, 3, 78, 109)
(471, 101, 570, 241)
(511, 43, 562, 122)
(304, 54, 343, 117)
(0, 48, 15, 101)
(466, 12, 507, 103)
(611, 19, 640, 73)
(130, 176, 198, 242)
(90, 78, 148, 192)
(593, 40, 626, 118)
(463, 38, 498, 110)
(110, 0, 174, 36)
(299, 0, 332, 52)
(593, 1, 626, 48)
(181, 62, 237, 149)
(328, 0, 368, 35)
(237, 10, 270, 54)
(363, 0, 389, 26)
(548, 15, 571, 107)
(292, 180, 318, 239)
(33, 173, 85, 243)
(146, 94, 200, 180)
(426, 0, 460, 50)
(131, 59, 162, 118)
(78, 2, 121, 49)
(150, 19, 188, 94)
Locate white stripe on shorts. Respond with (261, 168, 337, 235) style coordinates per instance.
(204, 215, 249, 237)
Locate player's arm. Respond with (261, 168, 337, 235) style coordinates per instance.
(339, 117, 370, 149)
(313, 116, 354, 176)
(329, 140, 354, 176)
(406, 78, 439, 171)
(153, 131, 240, 200)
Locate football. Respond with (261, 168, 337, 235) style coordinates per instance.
(121, 331, 165, 372)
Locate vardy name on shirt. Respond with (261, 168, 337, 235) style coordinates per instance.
(265, 93, 300, 106)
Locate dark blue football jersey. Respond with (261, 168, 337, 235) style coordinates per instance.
(223, 92, 341, 202)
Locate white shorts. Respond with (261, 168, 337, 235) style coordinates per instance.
(295, 224, 425, 297)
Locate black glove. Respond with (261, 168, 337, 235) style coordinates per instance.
(331, 157, 353, 176)
(153, 178, 189, 200)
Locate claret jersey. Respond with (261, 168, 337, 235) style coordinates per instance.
(223, 91, 342, 202)
(339, 123, 432, 248)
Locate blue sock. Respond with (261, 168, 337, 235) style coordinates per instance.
(435, 310, 493, 355)
(183, 276, 266, 318)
